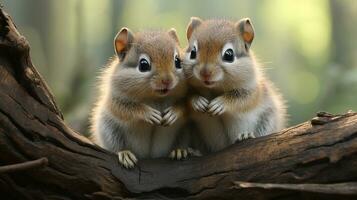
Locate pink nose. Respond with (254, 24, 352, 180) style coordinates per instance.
(200, 70, 212, 80)
(161, 79, 171, 86)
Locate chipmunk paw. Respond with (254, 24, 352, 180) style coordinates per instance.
(192, 96, 209, 113)
(207, 97, 225, 116)
(169, 148, 188, 160)
(236, 132, 255, 142)
(118, 150, 137, 169)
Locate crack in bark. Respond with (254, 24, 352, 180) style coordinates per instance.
(304, 131, 357, 152)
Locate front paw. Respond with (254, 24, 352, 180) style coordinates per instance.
(235, 132, 256, 142)
(162, 107, 180, 126)
(118, 150, 138, 169)
(192, 96, 209, 113)
(169, 148, 188, 160)
(207, 97, 225, 116)
(144, 106, 162, 125)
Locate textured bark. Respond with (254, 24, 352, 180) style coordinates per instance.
(0, 7, 357, 200)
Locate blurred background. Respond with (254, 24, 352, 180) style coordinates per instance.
(2, 0, 357, 135)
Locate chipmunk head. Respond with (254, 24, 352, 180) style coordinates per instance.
(112, 28, 185, 99)
(183, 17, 257, 90)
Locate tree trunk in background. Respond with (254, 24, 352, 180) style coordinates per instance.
(22, 0, 51, 77)
(64, 0, 126, 134)
(61, 0, 91, 135)
(319, 1, 357, 110)
(329, 0, 357, 69)
(1, 7, 357, 200)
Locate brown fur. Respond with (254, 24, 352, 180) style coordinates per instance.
(90, 29, 189, 168)
(133, 31, 177, 70)
(183, 17, 287, 153)
(189, 20, 245, 64)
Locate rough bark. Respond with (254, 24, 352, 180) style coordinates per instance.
(0, 7, 356, 200)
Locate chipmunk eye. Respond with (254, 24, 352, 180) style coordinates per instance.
(175, 55, 182, 69)
(138, 58, 151, 72)
(190, 46, 197, 59)
(222, 48, 234, 63)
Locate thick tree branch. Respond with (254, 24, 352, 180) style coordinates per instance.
(0, 7, 356, 200)
(233, 181, 357, 195)
(0, 157, 48, 173)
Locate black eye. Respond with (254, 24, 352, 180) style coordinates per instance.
(190, 46, 197, 59)
(222, 48, 234, 63)
(175, 55, 181, 69)
(138, 58, 151, 72)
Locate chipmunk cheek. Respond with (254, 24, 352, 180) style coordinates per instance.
(215, 70, 224, 82)
(170, 77, 179, 89)
(192, 66, 201, 80)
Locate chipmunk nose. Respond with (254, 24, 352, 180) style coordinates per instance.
(161, 79, 172, 87)
(200, 69, 212, 80)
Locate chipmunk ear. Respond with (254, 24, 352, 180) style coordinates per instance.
(168, 28, 180, 45)
(114, 27, 134, 60)
(236, 18, 255, 49)
(186, 17, 202, 40)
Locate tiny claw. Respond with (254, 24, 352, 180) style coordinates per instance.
(118, 150, 137, 169)
(236, 132, 255, 142)
(169, 148, 189, 160)
(192, 96, 208, 113)
(207, 98, 225, 116)
(162, 107, 178, 126)
(145, 107, 162, 125)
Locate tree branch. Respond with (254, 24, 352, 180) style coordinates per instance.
(233, 181, 357, 195)
(0, 157, 48, 173)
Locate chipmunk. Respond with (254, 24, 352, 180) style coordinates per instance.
(90, 28, 189, 168)
(183, 17, 287, 153)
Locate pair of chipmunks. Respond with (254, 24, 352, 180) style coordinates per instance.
(90, 17, 287, 169)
